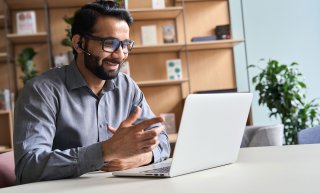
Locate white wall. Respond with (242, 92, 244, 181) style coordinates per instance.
(230, 0, 320, 125)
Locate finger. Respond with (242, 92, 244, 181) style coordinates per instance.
(139, 126, 165, 141)
(120, 106, 142, 127)
(133, 116, 164, 132)
(141, 143, 159, 153)
(140, 137, 158, 148)
(100, 166, 108, 172)
(108, 126, 117, 134)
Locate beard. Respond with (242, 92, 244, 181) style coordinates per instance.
(84, 52, 122, 80)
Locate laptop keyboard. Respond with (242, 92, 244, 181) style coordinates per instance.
(142, 166, 171, 174)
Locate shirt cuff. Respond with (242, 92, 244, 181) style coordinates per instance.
(78, 142, 105, 174)
(152, 146, 161, 163)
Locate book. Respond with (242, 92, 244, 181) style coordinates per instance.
(215, 24, 231, 40)
(141, 25, 158, 45)
(54, 52, 70, 68)
(162, 25, 176, 43)
(191, 35, 217, 42)
(120, 61, 130, 76)
(16, 11, 37, 34)
(166, 59, 182, 80)
(160, 113, 176, 134)
(152, 0, 165, 9)
(0, 89, 13, 111)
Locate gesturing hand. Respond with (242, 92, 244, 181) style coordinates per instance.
(102, 106, 165, 162)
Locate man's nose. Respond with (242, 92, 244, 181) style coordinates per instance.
(110, 45, 125, 60)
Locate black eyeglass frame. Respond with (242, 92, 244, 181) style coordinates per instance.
(82, 34, 134, 54)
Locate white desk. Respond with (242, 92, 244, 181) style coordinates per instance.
(1, 144, 320, 193)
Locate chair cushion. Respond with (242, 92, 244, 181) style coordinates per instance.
(0, 151, 16, 188)
(298, 126, 320, 144)
(241, 124, 284, 147)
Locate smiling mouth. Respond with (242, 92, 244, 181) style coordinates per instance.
(104, 60, 119, 66)
(103, 61, 120, 70)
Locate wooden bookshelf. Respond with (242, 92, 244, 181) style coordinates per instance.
(168, 133, 178, 143)
(130, 7, 183, 20)
(0, 110, 10, 115)
(7, 32, 48, 44)
(0, 53, 7, 63)
(47, 0, 91, 8)
(137, 79, 189, 87)
(6, 0, 45, 10)
(185, 39, 244, 51)
(0, 111, 13, 153)
(176, 0, 228, 2)
(131, 43, 185, 54)
(0, 14, 4, 28)
(0, 147, 12, 153)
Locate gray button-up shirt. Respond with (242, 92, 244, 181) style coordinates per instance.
(14, 62, 170, 184)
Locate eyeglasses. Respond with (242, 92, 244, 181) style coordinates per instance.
(83, 34, 134, 54)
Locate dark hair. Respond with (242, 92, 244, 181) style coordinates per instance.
(71, 1, 133, 57)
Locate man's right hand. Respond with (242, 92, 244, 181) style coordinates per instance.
(102, 106, 165, 162)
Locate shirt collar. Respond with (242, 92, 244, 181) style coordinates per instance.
(66, 61, 117, 92)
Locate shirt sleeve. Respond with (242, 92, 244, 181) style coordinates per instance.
(130, 80, 171, 164)
(14, 81, 105, 184)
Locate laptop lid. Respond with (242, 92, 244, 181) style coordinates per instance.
(169, 93, 252, 177)
(112, 93, 252, 177)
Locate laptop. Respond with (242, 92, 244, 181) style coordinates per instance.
(112, 93, 253, 177)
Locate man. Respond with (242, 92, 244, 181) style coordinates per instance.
(14, 1, 170, 184)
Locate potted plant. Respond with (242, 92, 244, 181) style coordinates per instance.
(61, 15, 74, 48)
(249, 59, 320, 145)
(17, 47, 38, 85)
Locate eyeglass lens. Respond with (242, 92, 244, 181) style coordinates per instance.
(103, 39, 133, 54)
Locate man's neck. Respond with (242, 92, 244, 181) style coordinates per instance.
(76, 57, 106, 96)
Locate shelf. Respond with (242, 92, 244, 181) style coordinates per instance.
(0, 146, 12, 153)
(185, 39, 244, 51)
(176, 0, 228, 2)
(132, 43, 185, 54)
(47, 0, 91, 8)
(7, 32, 48, 44)
(0, 53, 8, 63)
(168, 133, 178, 143)
(0, 110, 10, 115)
(130, 7, 183, 20)
(137, 79, 188, 87)
(0, 15, 4, 28)
(7, 0, 45, 10)
(131, 40, 243, 54)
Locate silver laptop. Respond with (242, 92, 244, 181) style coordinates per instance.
(112, 93, 253, 177)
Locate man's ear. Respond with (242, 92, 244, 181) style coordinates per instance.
(71, 35, 82, 53)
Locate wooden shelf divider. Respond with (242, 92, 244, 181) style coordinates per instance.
(168, 133, 178, 143)
(185, 39, 244, 51)
(6, 32, 48, 44)
(130, 7, 183, 20)
(137, 79, 189, 87)
(0, 53, 8, 63)
(0, 15, 5, 28)
(132, 43, 185, 54)
(47, 0, 91, 8)
(6, 0, 45, 10)
(176, 0, 228, 2)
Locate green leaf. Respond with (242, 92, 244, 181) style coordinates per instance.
(298, 81, 306, 88)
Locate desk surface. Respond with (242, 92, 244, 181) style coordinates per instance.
(2, 144, 320, 193)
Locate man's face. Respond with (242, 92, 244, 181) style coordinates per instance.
(83, 17, 130, 80)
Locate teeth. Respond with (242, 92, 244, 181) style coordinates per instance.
(104, 61, 118, 66)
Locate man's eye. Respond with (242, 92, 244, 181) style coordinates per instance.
(104, 43, 113, 48)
